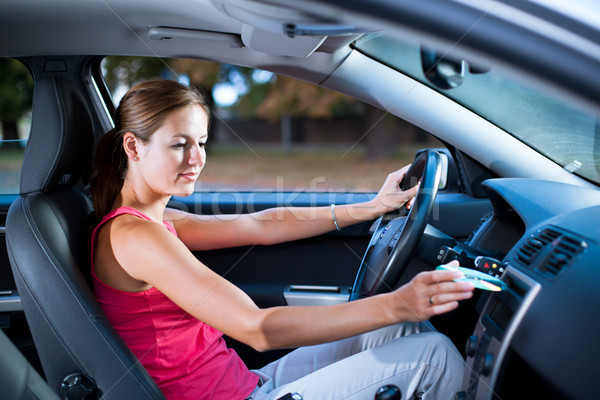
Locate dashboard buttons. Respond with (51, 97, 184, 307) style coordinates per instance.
(482, 353, 495, 376)
(465, 335, 479, 357)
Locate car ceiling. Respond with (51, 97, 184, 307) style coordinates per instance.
(2, 0, 599, 113)
(0, 0, 360, 84)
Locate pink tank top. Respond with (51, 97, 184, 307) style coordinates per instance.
(91, 207, 258, 400)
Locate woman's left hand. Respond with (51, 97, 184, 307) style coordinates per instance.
(371, 165, 420, 216)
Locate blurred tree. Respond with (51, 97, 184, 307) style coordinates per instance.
(0, 58, 34, 149)
(252, 76, 359, 120)
(102, 56, 167, 95)
(102, 56, 221, 138)
(169, 59, 221, 138)
(170, 59, 220, 88)
(102, 57, 358, 122)
(101, 57, 407, 159)
(234, 73, 361, 149)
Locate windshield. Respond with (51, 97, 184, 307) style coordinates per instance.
(354, 35, 600, 185)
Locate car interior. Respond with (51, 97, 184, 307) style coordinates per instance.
(1, 1, 600, 399)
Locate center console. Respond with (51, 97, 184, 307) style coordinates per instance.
(459, 267, 540, 400)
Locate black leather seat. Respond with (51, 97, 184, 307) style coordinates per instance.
(0, 328, 59, 400)
(5, 75, 166, 399)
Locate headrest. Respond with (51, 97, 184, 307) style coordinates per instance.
(20, 76, 94, 195)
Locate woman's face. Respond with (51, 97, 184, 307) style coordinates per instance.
(136, 104, 209, 198)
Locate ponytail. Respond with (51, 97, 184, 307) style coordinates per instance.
(90, 127, 128, 220)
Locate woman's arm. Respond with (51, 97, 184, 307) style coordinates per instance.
(110, 217, 473, 352)
(167, 165, 419, 251)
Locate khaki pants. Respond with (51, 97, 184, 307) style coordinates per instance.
(248, 322, 464, 400)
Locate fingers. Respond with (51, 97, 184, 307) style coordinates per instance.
(402, 265, 475, 320)
(405, 180, 420, 196)
(429, 279, 474, 294)
(397, 164, 412, 177)
(427, 285, 474, 315)
(394, 166, 416, 191)
(428, 300, 460, 315)
(428, 288, 473, 308)
(418, 289, 472, 320)
(426, 281, 474, 312)
(422, 269, 475, 300)
(376, 165, 420, 211)
(417, 267, 464, 285)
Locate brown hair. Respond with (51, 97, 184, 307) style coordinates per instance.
(90, 79, 210, 218)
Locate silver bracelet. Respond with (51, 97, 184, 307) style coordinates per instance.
(330, 203, 341, 231)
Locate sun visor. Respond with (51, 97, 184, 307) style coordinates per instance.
(241, 24, 325, 57)
(213, 0, 369, 57)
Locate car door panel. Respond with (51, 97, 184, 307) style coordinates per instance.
(172, 192, 375, 308)
(0, 195, 18, 293)
(173, 190, 491, 309)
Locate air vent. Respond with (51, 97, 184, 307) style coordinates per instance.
(516, 227, 586, 278)
(516, 228, 560, 266)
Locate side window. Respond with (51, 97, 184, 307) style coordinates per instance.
(0, 58, 33, 195)
(101, 56, 441, 193)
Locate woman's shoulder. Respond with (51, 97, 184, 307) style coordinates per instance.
(98, 210, 175, 249)
(114, 212, 172, 235)
(95, 212, 181, 291)
(101, 211, 182, 263)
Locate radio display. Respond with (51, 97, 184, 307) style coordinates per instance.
(484, 277, 526, 337)
(489, 298, 514, 332)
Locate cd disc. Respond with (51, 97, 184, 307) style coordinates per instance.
(436, 264, 506, 291)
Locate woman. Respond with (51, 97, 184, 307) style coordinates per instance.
(90, 79, 474, 400)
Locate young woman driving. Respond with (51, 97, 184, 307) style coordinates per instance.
(90, 79, 474, 400)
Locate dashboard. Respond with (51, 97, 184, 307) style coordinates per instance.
(458, 178, 600, 399)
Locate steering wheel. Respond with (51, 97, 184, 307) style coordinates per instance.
(350, 149, 443, 300)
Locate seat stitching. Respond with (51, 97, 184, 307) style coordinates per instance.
(19, 196, 162, 399)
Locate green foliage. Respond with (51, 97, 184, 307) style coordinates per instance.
(100, 56, 360, 120)
(234, 80, 272, 117)
(102, 56, 169, 95)
(251, 75, 360, 120)
(0, 58, 34, 121)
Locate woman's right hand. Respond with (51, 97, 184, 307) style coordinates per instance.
(388, 261, 475, 322)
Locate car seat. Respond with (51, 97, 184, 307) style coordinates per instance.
(5, 72, 166, 399)
(0, 327, 59, 400)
